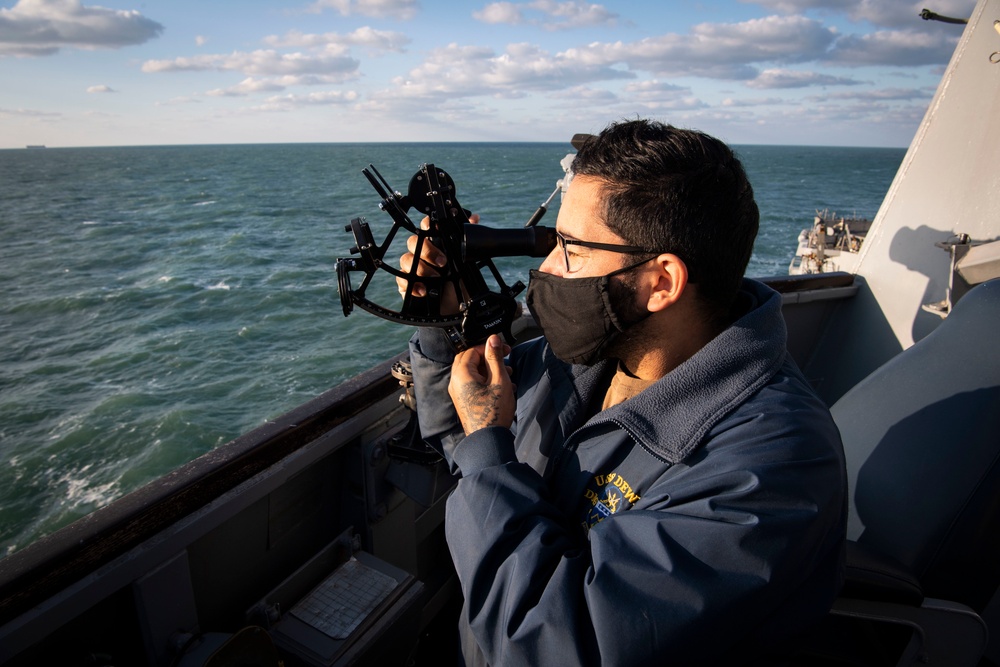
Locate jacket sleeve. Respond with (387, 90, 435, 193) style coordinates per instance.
(408, 328, 467, 472)
(444, 403, 846, 666)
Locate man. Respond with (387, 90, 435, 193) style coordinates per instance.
(404, 119, 846, 665)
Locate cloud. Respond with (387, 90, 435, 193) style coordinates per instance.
(155, 96, 203, 106)
(747, 68, 864, 88)
(548, 85, 619, 103)
(355, 7, 949, 141)
(780, 97, 928, 126)
(473, 0, 620, 30)
(0, 106, 61, 117)
(303, 0, 419, 20)
(375, 15, 846, 108)
(384, 41, 633, 101)
(811, 86, 933, 101)
(86, 84, 115, 93)
(826, 28, 958, 65)
(619, 80, 707, 110)
(622, 80, 689, 96)
(143, 28, 404, 99)
(381, 10, 957, 111)
(384, 14, 842, 106)
(562, 15, 838, 81)
(0, 0, 162, 57)
(739, 0, 975, 29)
(263, 27, 409, 53)
(547, 82, 707, 113)
(646, 97, 709, 111)
(205, 74, 357, 96)
(252, 90, 360, 111)
(738, 0, 846, 13)
(474, 2, 524, 25)
(142, 49, 360, 79)
(195, 35, 208, 47)
(207, 77, 291, 97)
(721, 96, 785, 107)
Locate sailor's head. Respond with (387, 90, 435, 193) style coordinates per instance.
(529, 119, 759, 365)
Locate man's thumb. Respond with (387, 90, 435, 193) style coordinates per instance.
(486, 335, 506, 379)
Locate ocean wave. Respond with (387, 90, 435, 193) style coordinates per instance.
(59, 465, 120, 508)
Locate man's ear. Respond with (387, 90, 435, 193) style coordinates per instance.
(645, 254, 688, 313)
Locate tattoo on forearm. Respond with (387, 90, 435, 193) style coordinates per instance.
(457, 381, 503, 432)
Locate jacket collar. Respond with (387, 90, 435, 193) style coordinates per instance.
(574, 279, 788, 464)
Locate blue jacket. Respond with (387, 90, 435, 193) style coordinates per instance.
(409, 279, 847, 666)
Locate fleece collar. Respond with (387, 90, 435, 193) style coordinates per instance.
(579, 279, 788, 464)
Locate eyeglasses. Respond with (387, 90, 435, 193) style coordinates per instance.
(556, 230, 656, 273)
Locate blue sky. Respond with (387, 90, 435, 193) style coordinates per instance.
(0, 0, 976, 148)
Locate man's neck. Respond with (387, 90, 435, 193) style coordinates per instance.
(615, 302, 727, 383)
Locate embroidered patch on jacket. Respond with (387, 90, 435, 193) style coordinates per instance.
(580, 472, 641, 531)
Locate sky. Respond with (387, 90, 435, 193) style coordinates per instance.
(0, 0, 977, 149)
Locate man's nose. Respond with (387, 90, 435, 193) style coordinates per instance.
(538, 246, 564, 276)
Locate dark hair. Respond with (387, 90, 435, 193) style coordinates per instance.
(571, 119, 759, 311)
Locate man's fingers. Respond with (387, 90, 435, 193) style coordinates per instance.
(449, 340, 515, 435)
(484, 335, 509, 385)
(397, 214, 481, 313)
(453, 346, 487, 385)
(406, 234, 448, 269)
(396, 252, 427, 297)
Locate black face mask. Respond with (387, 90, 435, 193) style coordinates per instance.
(525, 258, 652, 366)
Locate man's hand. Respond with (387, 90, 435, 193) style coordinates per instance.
(449, 334, 515, 435)
(397, 214, 479, 315)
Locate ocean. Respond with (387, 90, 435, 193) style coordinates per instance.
(0, 142, 905, 556)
